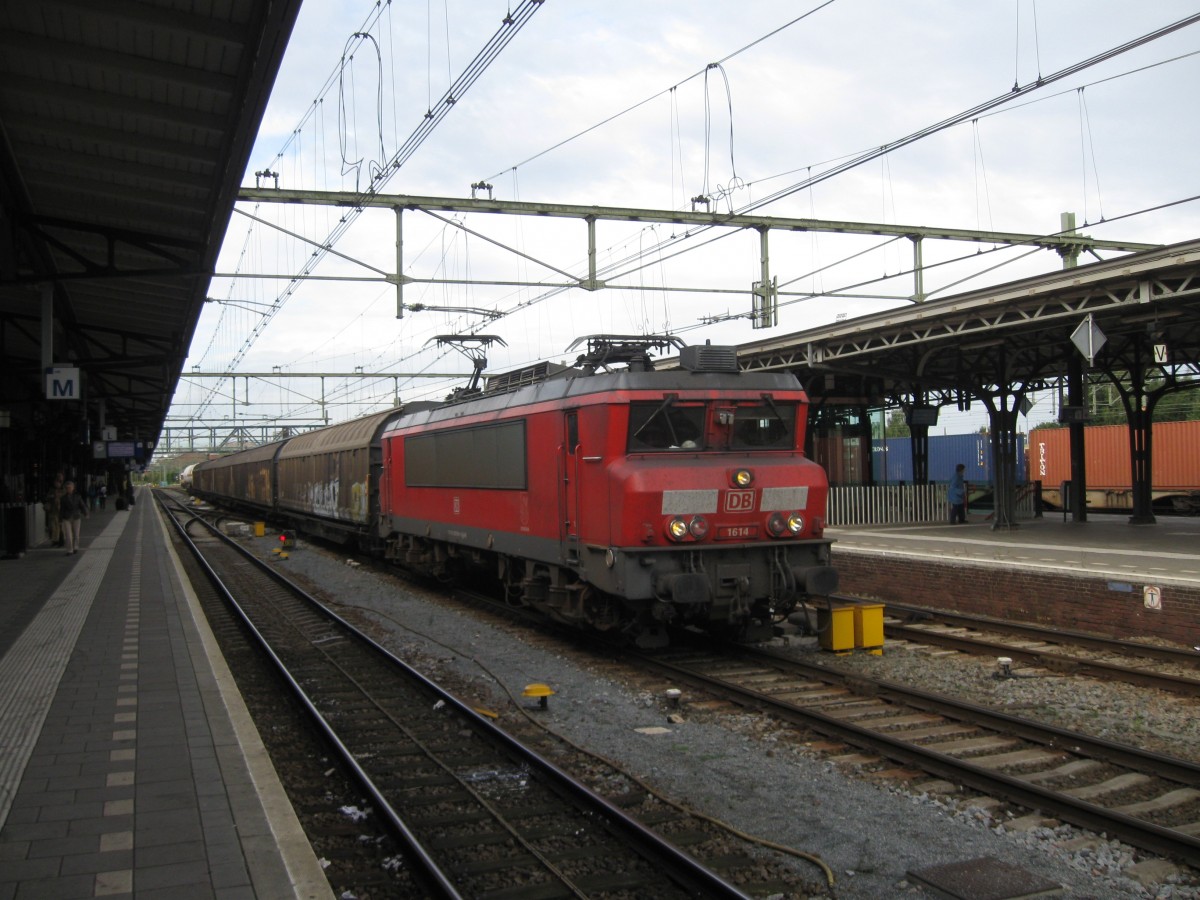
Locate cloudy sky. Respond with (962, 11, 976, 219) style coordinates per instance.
(173, 1, 1200, 434)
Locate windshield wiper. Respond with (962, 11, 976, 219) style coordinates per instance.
(632, 394, 679, 444)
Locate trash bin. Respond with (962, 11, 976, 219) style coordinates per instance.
(2, 503, 26, 557)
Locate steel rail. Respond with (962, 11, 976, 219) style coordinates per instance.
(156, 492, 753, 900)
(884, 622, 1200, 698)
(878, 600, 1200, 667)
(634, 640, 1200, 866)
(156, 494, 465, 899)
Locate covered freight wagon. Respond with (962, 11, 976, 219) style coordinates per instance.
(1030, 420, 1200, 513)
(191, 439, 285, 516)
(274, 408, 405, 543)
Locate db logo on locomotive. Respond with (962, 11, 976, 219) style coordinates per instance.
(724, 490, 755, 512)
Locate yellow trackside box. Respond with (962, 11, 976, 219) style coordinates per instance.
(253, 521, 265, 537)
(817, 605, 856, 653)
(854, 603, 885, 654)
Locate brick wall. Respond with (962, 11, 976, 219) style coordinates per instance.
(834, 549, 1200, 645)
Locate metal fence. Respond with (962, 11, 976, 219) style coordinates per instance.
(826, 483, 1038, 526)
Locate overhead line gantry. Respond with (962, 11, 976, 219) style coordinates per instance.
(233, 188, 1158, 324)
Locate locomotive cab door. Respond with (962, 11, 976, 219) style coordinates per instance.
(560, 411, 581, 563)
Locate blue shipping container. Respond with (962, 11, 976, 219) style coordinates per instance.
(872, 434, 1025, 485)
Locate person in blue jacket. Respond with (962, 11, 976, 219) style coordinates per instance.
(948, 463, 967, 524)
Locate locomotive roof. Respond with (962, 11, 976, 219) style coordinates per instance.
(389, 368, 806, 431)
(193, 364, 806, 465)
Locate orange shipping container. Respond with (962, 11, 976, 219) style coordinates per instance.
(1029, 420, 1200, 490)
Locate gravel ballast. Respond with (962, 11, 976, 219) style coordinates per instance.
(246, 533, 1200, 899)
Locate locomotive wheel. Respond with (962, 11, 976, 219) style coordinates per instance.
(581, 585, 623, 632)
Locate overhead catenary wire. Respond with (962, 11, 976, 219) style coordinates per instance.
(972, 120, 995, 237)
(736, 12, 1200, 215)
(475, 12, 1200, 331)
(699, 192, 1200, 330)
(189, 0, 546, 426)
(191, 8, 1200, 430)
(1077, 87, 1105, 223)
(480, 0, 838, 184)
(460, 12, 1200, 341)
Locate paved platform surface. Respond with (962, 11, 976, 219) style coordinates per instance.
(829, 514, 1200, 587)
(0, 489, 330, 899)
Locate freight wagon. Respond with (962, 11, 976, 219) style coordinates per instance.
(1029, 420, 1200, 514)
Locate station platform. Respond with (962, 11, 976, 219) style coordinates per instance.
(0, 489, 330, 899)
(828, 514, 1200, 646)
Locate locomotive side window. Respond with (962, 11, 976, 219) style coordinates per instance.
(627, 401, 706, 451)
(566, 411, 579, 455)
(405, 420, 527, 488)
(731, 402, 796, 449)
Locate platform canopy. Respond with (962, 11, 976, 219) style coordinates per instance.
(0, 0, 303, 450)
(738, 239, 1200, 404)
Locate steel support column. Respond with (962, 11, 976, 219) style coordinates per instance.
(987, 400, 1021, 530)
(911, 235, 925, 302)
(41, 283, 53, 373)
(1128, 414, 1155, 524)
(1067, 356, 1088, 522)
(910, 424, 930, 485)
(395, 207, 404, 318)
(980, 345, 1021, 530)
(1125, 344, 1157, 525)
(587, 216, 597, 290)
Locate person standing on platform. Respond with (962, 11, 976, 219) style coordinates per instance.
(98, 482, 107, 510)
(948, 463, 967, 524)
(59, 479, 88, 554)
(43, 472, 64, 546)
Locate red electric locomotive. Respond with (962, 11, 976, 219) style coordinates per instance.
(378, 336, 837, 646)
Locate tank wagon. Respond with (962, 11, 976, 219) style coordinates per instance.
(192, 337, 838, 646)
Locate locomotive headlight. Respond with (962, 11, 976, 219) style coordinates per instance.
(666, 517, 690, 541)
(731, 468, 754, 487)
(688, 515, 709, 539)
(767, 512, 804, 537)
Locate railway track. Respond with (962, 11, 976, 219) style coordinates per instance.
(156, 492, 815, 898)
(631, 636, 1200, 868)
(871, 600, 1200, 698)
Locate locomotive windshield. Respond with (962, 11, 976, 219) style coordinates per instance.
(627, 399, 797, 451)
(730, 402, 795, 449)
(628, 400, 706, 451)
